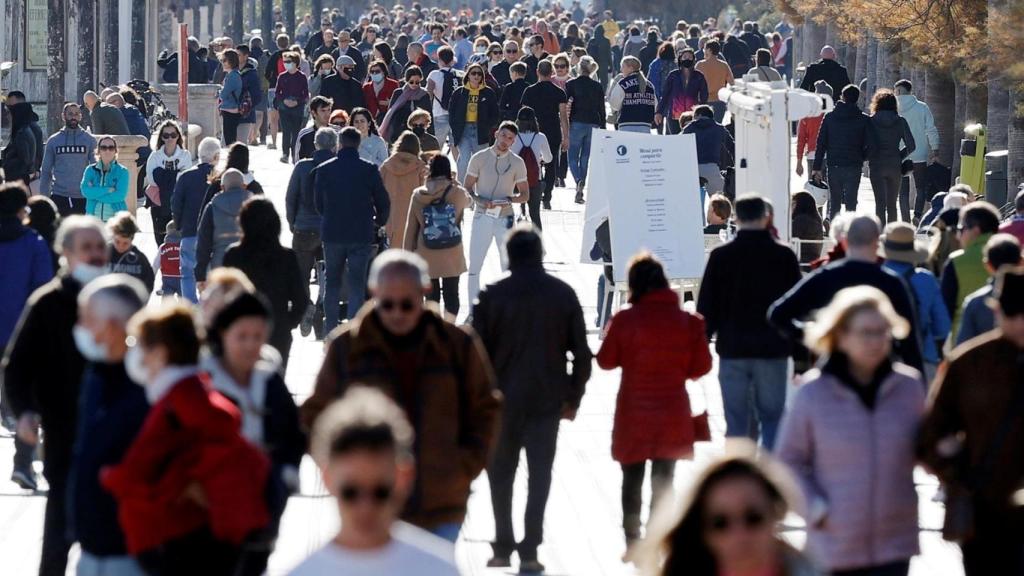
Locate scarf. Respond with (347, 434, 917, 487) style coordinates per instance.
(379, 85, 426, 138)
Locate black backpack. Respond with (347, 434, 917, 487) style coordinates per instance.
(437, 68, 463, 111)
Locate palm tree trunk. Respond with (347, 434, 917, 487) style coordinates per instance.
(78, 0, 96, 98)
(284, 0, 296, 37)
(232, 0, 243, 44)
(854, 37, 867, 93)
(927, 68, 956, 169)
(102, 0, 118, 86)
(261, 0, 273, 46)
(1008, 88, 1024, 188)
(48, 0, 67, 128)
(882, 39, 901, 90)
(987, 81, 1010, 150)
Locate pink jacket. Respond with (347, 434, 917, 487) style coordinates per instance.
(775, 364, 924, 571)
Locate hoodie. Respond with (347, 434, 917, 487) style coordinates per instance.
(39, 128, 97, 198)
(0, 218, 54, 347)
(2, 103, 38, 181)
(683, 115, 733, 166)
(194, 186, 252, 281)
(896, 94, 939, 163)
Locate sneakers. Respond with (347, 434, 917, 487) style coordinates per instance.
(519, 559, 546, 574)
(267, 142, 277, 150)
(486, 556, 511, 568)
(280, 155, 289, 163)
(574, 191, 585, 204)
(542, 200, 552, 210)
(11, 467, 37, 491)
(299, 302, 315, 337)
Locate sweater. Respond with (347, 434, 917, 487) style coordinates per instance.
(38, 128, 97, 198)
(109, 244, 155, 294)
(566, 76, 607, 126)
(896, 95, 939, 163)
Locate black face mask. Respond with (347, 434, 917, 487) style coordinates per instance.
(412, 126, 426, 136)
(680, 59, 694, 68)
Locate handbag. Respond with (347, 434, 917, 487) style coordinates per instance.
(691, 377, 712, 443)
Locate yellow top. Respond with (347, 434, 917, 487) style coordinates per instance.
(466, 87, 481, 123)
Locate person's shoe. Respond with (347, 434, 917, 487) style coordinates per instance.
(313, 303, 326, 341)
(542, 200, 552, 210)
(556, 177, 565, 187)
(299, 303, 314, 337)
(519, 559, 546, 574)
(267, 142, 277, 150)
(280, 155, 289, 163)
(11, 467, 37, 491)
(486, 556, 512, 568)
(574, 191, 585, 204)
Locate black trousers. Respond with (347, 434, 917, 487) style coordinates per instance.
(51, 195, 87, 217)
(137, 527, 239, 576)
(541, 132, 561, 204)
(831, 560, 910, 576)
(429, 276, 460, 317)
(39, 471, 69, 576)
(150, 202, 171, 246)
(904, 161, 932, 218)
(488, 412, 560, 560)
(222, 111, 242, 146)
(526, 182, 544, 230)
(961, 509, 1024, 576)
(621, 459, 676, 541)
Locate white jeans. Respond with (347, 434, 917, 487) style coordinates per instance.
(467, 209, 513, 310)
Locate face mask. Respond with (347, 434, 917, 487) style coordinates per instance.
(73, 325, 109, 362)
(680, 59, 694, 68)
(284, 62, 296, 72)
(370, 72, 385, 83)
(124, 346, 149, 386)
(475, 46, 486, 54)
(412, 125, 426, 136)
(71, 263, 107, 285)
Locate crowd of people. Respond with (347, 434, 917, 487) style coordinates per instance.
(1, 2, 1024, 576)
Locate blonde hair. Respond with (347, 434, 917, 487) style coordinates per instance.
(804, 286, 910, 355)
(621, 56, 649, 93)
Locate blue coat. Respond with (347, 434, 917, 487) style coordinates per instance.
(239, 62, 264, 123)
(0, 220, 54, 347)
(883, 261, 951, 363)
(682, 116, 733, 166)
(81, 161, 130, 221)
(220, 69, 244, 111)
(312, 148, 390, 245)
(170, 162, 215, 237)
(121, 106, 150, 137)
(286, 149, 333, 233)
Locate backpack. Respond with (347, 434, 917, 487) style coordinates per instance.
(518, 134, 540, 188)
(437, 68, 463, 111)
(237, 70, 254, 117)
(422, 184, 463, 249)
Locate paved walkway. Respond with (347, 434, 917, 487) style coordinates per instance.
(0, 141, 963, 575)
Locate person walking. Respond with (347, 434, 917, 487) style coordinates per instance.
(472, 225, 592, 573)
(867, 90, 915, 223)
(320, 56, 367, 113)
(195, 169, 253, 288)
(171, 137, 220, 303)
(812, 84, 875, 220)
(302, 251, 501, 541)
(683, 105, 734, 201)
(955, 234, 1022, 345)
(648, 42, 677, 104)
(498, 62, 529, 122)
(609, 56, 658, 136)
(894, 79, 940, 223)
(776, 286, 924, 576)
(379, 67, 432, 143)
(795, 82, 831, 180)
(511, 107, 553, 230)
(425, 47, 461, 152)
(587, 24, 613, 90)
(698, 195, 802, 448)
(520, 60, 568, 210)
(695, 40, 734, 123)
(80, 137, 130, 222)
(941, 201, 1001, 341)
(275, 51, 310, 163)
(380, 131, 427, 248)
(403, 155, 470, 318)
(3, 215, 108, 575)
(450, 63, 500, 183)
(313, 127, 390, 331)
(597, 253, 712, 554)
(38, 103, 96, 216)
(565, 56, 605, 202)
(1, 98, 38, 188)
(293, 96, 335, 162)
(999, 187, 1024, 243)
(769, 214, 924, 372)
(363, 60, 400, 123)
(919, 267, 1024, 576)
(799, 45, 851, 97)
(145, 120, 192, 245)
(656, 48, 708, 135)
(351, 107, 389, 166)
(463, 121, 530, 308)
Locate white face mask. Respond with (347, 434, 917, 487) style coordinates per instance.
(71, 263, 107, 285)
(284, 62, 297, 72)
(73, 325, 109, 362)
(124, 346, 149, 385)
(475, 46, 487, 54)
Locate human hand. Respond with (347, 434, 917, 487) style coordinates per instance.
(197, 281, 207, 294)
(560, 139, 569, 152)
(654, 113, 663, 126)
(179, 482, 209, 509)
(795, 162, 804, 177)
(811, 170, 823, 182)
(928, 150, 938, 165)
(560, 403, 578, 421)
(16, 412, 40, 445)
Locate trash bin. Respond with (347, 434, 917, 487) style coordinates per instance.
(960, 123, 987, 197)
(985, 150, 1008, 207)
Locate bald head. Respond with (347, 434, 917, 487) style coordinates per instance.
(845, 214, 881, 255)
(820, 45, 836, 60)
(222, 168, 245, 191)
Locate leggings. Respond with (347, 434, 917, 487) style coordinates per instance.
(621, 459, 676, 541)
(429, 276, 461, 317)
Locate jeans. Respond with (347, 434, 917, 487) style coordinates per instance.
(77, 552, 146, 576)
(619, 124, 651, 134)
(277, 103, 304, 159)
(709, 100, 727, 123)
(429, 276, 460, 317)
(568, 122, 597, 185)
(621, 459, 676, 541)
(718, 357, 789, 449)
(433, 114, 451, 152)
(467, 211, 513, 310)
(292, 229, 322, 303)
(323, 242, 372, 332)
(827, 164, 862, 218)
(179, 236, 199, 303)
(456, 124, 486, 185)
(904, 161, 931, 218)
(869, 164, 902, 223)
(488, 413, 560, 560)
(430, 522, 462, 543)
(221, 111, 241, 145)
(832, 560, 910, 576)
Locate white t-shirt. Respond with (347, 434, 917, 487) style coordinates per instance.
(427, 68, 452, 119)
(287, 523, 458, 576)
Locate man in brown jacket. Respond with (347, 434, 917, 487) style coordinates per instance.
(918, 266, 1024, 576)
(301, 250, 502, 542)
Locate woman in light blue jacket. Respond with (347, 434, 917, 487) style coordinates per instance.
(81, 136, 130, 221)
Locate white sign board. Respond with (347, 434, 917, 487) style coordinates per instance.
(580, 129, 705, 282)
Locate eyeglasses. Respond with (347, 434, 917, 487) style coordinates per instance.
(98, 145, 117, 151)
(469, 71, 483, 77)
(379, 298, 416, 312)
(554, 64, 568, 69)
(339, 482, 394, 504)
(505, 49, 518, 54)
(706, 508, 769, 533)
(160, 132, 178, 140)
(490, 51, 501, 55)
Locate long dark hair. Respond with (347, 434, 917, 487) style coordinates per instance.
(350, 107, 380, 136)
(209, 142, 250, 183)
(153, 119, 184, 151)
(791, 191, 821, 220)
(238, 196, 281, 247)
(516, 106, 539, 134)
(627, 252, 669, 304)
(374, 41, 395, 64)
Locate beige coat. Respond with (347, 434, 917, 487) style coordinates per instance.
(404, 177, 470, 279)
(380, 151, 426, 247)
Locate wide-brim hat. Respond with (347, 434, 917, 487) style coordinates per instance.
(880, 222, 928, 264)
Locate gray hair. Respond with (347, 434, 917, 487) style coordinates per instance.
(221, 168, 245, 190)
(578, 55, 597, 76)
(828, 212, 854, 243)
(198, 137, 222, 164)
(78, 274, 148, 323)
(368, 250, 431, 290)
(314, 127, 339, 151)
(845, 214, 882, 248)
(55, 215, 106, 255)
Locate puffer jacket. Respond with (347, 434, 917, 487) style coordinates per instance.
(403, 178, 470, 279)
(896, 95, 938, 163)
(868, 110, 915, 172)
(813, 100, 875, 170)
(285, 148, 332, 233)
(194, 186, 252, 281)
(682, 116, 734, 166)
(379, 151, 426, 247)
(81, 161, 130, 221)
(776, 360, 924, 571)
(1, 103, 37, 182)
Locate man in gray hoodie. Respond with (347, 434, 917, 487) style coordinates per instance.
(39, 103, 97, 216)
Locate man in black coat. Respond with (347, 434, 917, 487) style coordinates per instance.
(722, 34, 753, 78)
(472, 225, 591, 573)
(320, 56, 367, 113)
(812, 84, 876, 218)
(3, 215, 109, 576)
(769, 213, 924, 372)
(520, 34, 550, 85)
(587, 25, 613, 90)
(698, 195, 802, 449)
(799, 45, 852, 98)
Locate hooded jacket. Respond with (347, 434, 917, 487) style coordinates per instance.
(682, 115, 734, 166)
(896, 94, 939, 163)
(39, 128, 97, 198)
(239, 59, 264, 123)
(2, 103, 37, 182)
(813, 100, 875, 170)
(868, 110, 915, 172)
(286, 148, 332, 233)
(81, 160, 131, 221)
(194, 185, 252, 281)
(586, 28, 613, 78)
(170, 162, 214, 237)
(0, 218, 54, 347)
(380, 151, 426, 247)
(403, 178, 470, 279)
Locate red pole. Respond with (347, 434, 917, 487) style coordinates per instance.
(178, 24, 189, 126)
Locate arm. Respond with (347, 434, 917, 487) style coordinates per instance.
(194, 206, 214, 282)
(2, 295, 47, 417)
(403, 205, 420, 252)
(79, 167, 106, 200)
(796, 119, 808, 162)
(767, 274, 817, 345)
(929, 278, 953, 345)
(696, 251, 719, 340)
(811, 117, 828, 172)
(38, 141, 54, 196)
(686, 315, 714, 380)
(940, 260, 958, 318)
(900, 118, 917, 158)
(538, 133, 553, 164)
(565, 292, 593, 410)
(371, 170, 391, 227)
(924, 107, 940, 157)
(313, 168, 324, 215)
(698, 75, 709, 104)
(285, 164, 302, 230)
(608, 82, 625, 112)
(775, 389, 830, 518)
(457, 328, 503, 477)
(559, 102, 569, 149)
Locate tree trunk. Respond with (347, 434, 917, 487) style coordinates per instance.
(955, 80, 967, 178)
(927, 68, 956, 169)
(882, 39, 901, 90)
(966, 82, 988, 125)
(102, 0, 118, 86)
(987, 80, 1010, 150)
(261, 0, 273, 45)
(854, 37, 867, 94)
(192, 0, 202, 42)
(247, 0, 256, 33)
(131, 0, 146, 80)
(207, 0, 215, 42)
(1008, 88, 1024, 188)
(866, 36, 878, 107)
(48, 0, 66, 129)
(284, 0, 296, 37)
(78, 0, 96, 98)
(825, 21, 836, 53)
(845, 43, 857, 79)
(232, 0, 243, 44)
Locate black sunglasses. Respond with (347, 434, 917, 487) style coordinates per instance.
(340, 482, 393, 504)
(379, 298, 416, 312)
(505, 49, 518, 53)
(707, 508, 768, 533)
(490, 50, 501, 55)
(411, 123, 428, 129)
(98, 145, 117, 151)
(160, 132, 178, 140)
(554, 64, 568, 69)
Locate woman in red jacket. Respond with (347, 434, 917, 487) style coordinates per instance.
(363, 60, 400, 124)
(101, 304, 270, 573)
(596, 253, 713, 556)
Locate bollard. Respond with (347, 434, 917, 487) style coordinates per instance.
(959, 123, 987, 197)
(93, 134, 150, 215)
(156, 83, 223, 146)
(985, 150, 1009, 207)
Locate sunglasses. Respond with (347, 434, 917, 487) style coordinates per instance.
(160, 132, 178, 140)
(98, 145, 117, 151)
(469, 71, 483, 77)
(411, 124, 428, 129)
(379, 298, 416, 312)
(505, 49, 518, 53)
(339, 482, 393, 504)
(407, 80, 422, 86)
(555, 64, 568, 69)
(707, 508, 769, 533)
(490, 51, 501, 55)
(330, 121, 347, 127)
